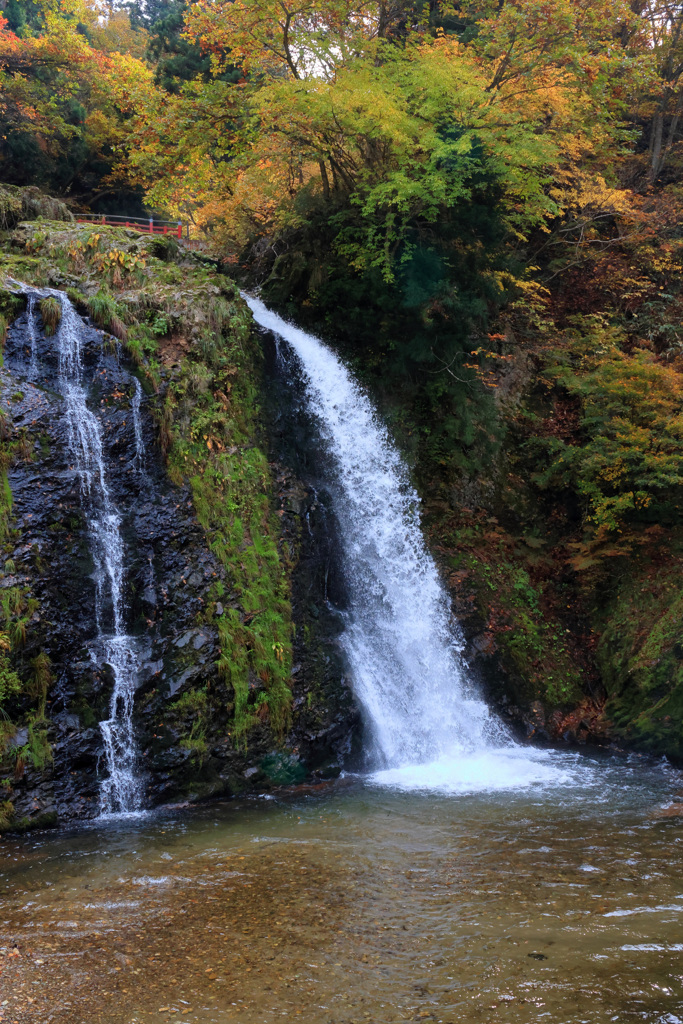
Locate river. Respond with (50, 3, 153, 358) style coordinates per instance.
(1, 755, 682, 1023)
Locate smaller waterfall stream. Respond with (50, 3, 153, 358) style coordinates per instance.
(26, 295, 39, 379)
(55, 294, 142, 814)
(131, 378, 145, 474)
(247, 295, 574, 793)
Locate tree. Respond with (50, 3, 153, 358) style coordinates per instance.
(141, 0, 634, 270)
(126, 0, 176, 30)
(637, 0, 683, 182)
(0, 0, 150, 202)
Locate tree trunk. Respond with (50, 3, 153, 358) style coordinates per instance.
(649, 108, 665, 182)
(659, 94, 683, 180)
(319, 159, 330, 200)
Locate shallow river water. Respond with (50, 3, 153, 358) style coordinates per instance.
(1, 751, 683, 1024)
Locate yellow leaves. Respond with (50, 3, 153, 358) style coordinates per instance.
(88, 247, 146, 285)
(549, 169, 640, 223)
(272, 642, 285, 663)
(90, 10, 149, 61)
(187, 0, 387, 80)
(204, 433, 225, 452)
(599, 458, 627, 485)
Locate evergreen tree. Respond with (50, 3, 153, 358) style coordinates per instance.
(4, 0, 44, 35)
(126, 0, 176, 30)
(146, 1, 239, 93)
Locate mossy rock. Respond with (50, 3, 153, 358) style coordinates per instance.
(0, 184, 72, 230)
(0, 186, 22, 230)
(604, 661, 683, 760)
(0, 807, 58, 835)
(260, 751, 306, 784)
(143, 234, 180, 262)
(20, 187, 72, 224)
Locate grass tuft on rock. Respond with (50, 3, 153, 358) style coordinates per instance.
(39, 296, 61, 336)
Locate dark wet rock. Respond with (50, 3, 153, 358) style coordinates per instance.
(174, 630, 195, 649)
(166, 667, 201, 699)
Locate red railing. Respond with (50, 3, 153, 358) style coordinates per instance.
(75, 213, 186, 239)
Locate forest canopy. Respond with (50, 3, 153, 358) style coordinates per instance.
(4, 0, 683, 544)
(2, 2, 681, 244)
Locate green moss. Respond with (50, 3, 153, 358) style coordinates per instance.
(0, 798, 14, 830)
(0, 455, 50, 764)
(0, 468, 13, 548)
(0, 253, 50, 286)
(86, 290, 128, 340)
(179, 721, 209, 762)
(0, 807, 57, 835)
(156, 298, 293, 747)
(0, 218, 294, 758)
(475, 558, 582, 704)
(0, 290, 25, 337)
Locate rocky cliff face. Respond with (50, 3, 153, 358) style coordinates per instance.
(2, 300, 223, 819)
(0, 216, 358, 831)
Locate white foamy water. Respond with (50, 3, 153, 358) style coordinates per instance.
(369, 747, 582, 794)
(246, 295, 583, 794)
(54, 294, 142, 815)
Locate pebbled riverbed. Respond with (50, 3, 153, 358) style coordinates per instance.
(1, 751, 682, 1024)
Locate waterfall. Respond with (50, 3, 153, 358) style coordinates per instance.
(246, 295, 572, 793)
(131, 378, 145, 474)
(26, 295, 39, 379)
(55, 294, 142, 815)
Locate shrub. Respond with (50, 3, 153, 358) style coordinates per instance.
(531, 321, 683, 546)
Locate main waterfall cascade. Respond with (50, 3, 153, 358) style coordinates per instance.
(54, 292, 143, 815)
(246, 295, 575, 793)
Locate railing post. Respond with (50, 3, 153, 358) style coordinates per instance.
(149, 217, 153, 234)
(177, 222, 182, 240)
